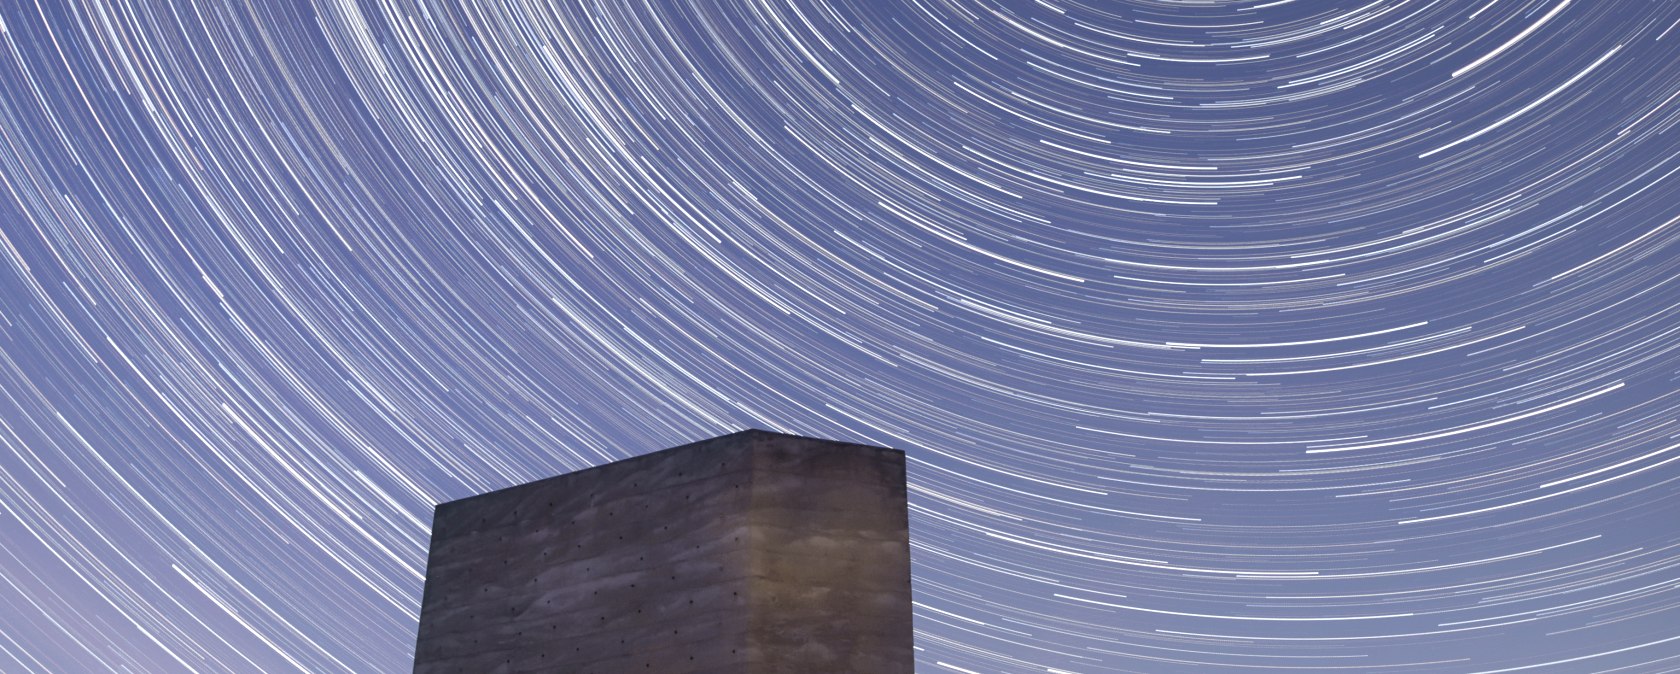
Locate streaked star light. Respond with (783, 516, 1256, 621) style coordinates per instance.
(4, 1, 1680, 672)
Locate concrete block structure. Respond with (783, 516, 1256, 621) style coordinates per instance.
(412, 429, 912, 673)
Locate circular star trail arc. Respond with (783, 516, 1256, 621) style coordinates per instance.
(4, 0, 1680, 672)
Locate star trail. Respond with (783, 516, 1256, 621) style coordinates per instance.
(4, 0, 1680, 672)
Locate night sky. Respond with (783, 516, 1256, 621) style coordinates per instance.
(4, 1, 1680, 672)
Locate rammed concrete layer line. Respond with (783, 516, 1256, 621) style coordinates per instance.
(412, 429, 912, 674)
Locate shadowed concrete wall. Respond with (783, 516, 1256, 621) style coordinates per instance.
(412, 429, 912, 673)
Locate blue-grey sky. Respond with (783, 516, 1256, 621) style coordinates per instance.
(3, 1, 1680, 672)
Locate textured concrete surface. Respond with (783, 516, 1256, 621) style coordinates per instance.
(412, 429, 911, 674)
